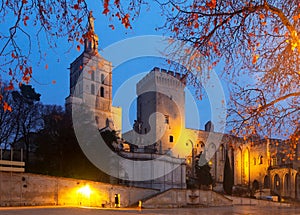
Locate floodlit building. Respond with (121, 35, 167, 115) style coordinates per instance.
(66, 13, 300, 198)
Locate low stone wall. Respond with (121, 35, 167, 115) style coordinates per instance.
(227, 196, 290, 207)
(142, 189, 233, 208)
(0, 172, 159, 207)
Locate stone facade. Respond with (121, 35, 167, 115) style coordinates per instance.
(64, 17, 185, 192)
(124, 67, 300, 200)
(64, 15, 299, 200)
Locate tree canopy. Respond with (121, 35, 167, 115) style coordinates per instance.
(0, 0, 299, 138)
(155, 0, 299, 138)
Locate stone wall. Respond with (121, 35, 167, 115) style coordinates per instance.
(228, 196, 290, 207)
(0, 172, 159, 207)
(142, 189, 232, 208)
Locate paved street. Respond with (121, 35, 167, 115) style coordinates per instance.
(1, 206, 300, 215)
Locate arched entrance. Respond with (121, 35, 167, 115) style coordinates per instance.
(274, 174, 280, 195)
(264, 175, 270, 189)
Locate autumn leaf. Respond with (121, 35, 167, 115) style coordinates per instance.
(77, 45, 81, 51)
(121, 14, 131, 28)
(114, 0, 120, 6)
(79, 38, 84, 45)
(173, 26, 179, 33)
(73, 4, 79, 10)
(45, 64, 48, 70)
(273, 26, 279, 34)
(3, 102, 12, 112)
(109, 24, 115, 30)
(11, 52, 17, 59)
(293, 14, 300, 21)
(52, 80, 56, 84)
(259, 13, 265, 19)
(103, 1, 110, 15)
(23, 16, 29, 26)
(252, 54, 259, 64)
(116, 12, 121, 19)
(4, 81, 14, 91)
(248, 32, 255, 37)
(206, 0, 216, 9)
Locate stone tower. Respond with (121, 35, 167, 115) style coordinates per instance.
(135, 67, 186, 154)
(65, 12, 121, 132)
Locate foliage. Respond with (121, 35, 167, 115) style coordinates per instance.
(223, 149, 234, 195)
(157, 0, 300, 138)
(195, 151, 213, 187)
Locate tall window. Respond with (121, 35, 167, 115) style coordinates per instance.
(100, 86, 104, 97)
(91, 84, 95, 95)
(169, 135, 174, 142)
(91, 70, 95, 81)
(101, 74, 105, 84)
(259, 155, 263, 164)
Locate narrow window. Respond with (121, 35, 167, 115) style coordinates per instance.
(91, 84, 95, 95)
(101, 74, 105, 84)
(169, 135, 174, 142)
(100, 86, 104, 97)
(259, 155, 263, 164)
(164, 115, 169, 124)
(91, 70, 95, 81)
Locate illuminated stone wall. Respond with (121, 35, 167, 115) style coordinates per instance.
(0, 172, 159, 207)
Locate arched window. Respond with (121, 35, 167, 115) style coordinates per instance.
(91, 84, 95, 95)
(100, 86, 104, 97)
(274, 174, 280, 191)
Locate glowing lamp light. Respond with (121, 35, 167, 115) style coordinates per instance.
(77, 185, 92, 198)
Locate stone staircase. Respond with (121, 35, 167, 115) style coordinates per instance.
(132, 189, 233, 208)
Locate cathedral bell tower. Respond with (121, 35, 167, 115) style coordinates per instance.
(65, 11, 122, 133)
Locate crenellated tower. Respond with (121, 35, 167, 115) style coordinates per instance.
(135, 67, 186, 154)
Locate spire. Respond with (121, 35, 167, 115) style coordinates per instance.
(84, 11, 99, 53)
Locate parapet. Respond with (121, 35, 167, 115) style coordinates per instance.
(136, 67, 186, 96)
